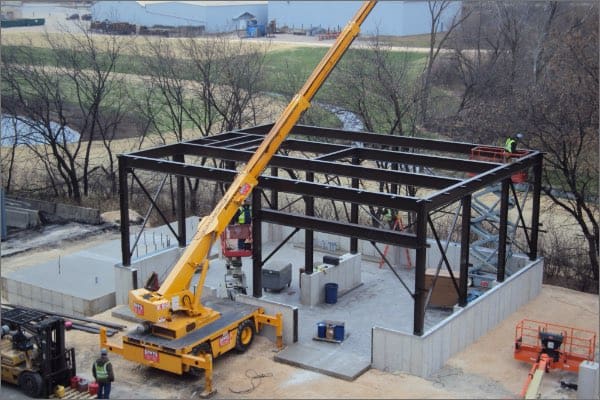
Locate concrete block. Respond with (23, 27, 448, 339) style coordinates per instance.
(577, 361, 599, 400)
(55, 203, 101, 224)
(6, 206, 41, 228)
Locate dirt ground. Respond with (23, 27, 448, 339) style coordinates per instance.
(56, 283, 599, 400)
(1, 227, 598, 399)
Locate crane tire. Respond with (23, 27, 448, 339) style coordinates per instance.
(235, 319, 255, 353)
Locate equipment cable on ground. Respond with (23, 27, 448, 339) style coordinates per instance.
(228, 369, 273, 394)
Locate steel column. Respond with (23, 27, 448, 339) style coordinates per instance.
(413, 205, 428, 336)
(529, 154, 543, 260)
(252, 189, 262, 297)
(305, 171, 315, 274)
(350, 155, 359, 253)
(270, 167, 279, 210)
(174, 154, 186, 247)
(459, 196, 471, 306)
(118, 156, 131, 266)
(497, 179, 510, 282)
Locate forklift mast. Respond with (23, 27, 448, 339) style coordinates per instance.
(128, 1, 378, 337)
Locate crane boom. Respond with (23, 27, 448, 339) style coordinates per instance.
(129, 1, 377, 338)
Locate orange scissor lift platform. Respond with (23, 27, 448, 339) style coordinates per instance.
(470, 146, 529, 183)
(514, 319, 597, 372)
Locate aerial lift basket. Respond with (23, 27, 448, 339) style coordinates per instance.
(469, 146, 528, 183)
(514, 319, 596, 372)
(220, 224, 252, 258)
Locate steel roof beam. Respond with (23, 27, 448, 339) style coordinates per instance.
(240, 124, 478, 154)
(261, 210, 420, 248)
(121, 155, 421, 211)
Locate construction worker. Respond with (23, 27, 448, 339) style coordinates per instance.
(382, 208, 393, 229)
(237, 202, 252, 249)
(504, 133, 523, 153)
(93, 348, 115, 399)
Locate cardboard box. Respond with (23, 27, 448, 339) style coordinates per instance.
(425, 268, 459, 307)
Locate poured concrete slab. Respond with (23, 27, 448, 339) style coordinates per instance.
(275, 341, 370, 381)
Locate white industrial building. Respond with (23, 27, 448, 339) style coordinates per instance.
(91, 1, 267, 33)
(268, 1, 461, 37)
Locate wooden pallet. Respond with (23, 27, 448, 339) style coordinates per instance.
(50, 387, 97, 399)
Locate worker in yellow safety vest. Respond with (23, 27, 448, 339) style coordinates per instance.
(92, 348, 115, 399)
(237, 203, 252, 249)
(505, 133, 523, 153)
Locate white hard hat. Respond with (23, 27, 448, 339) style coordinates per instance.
(515, 133, 523, 139)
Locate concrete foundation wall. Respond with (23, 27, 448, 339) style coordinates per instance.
(372, 257, 543, 377)
(235, 294, 298, 345)
(115, 247, 184, 305)
(300, 253, 361, 307)
(1, 278, 115, 317)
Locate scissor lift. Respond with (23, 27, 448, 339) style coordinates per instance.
(468, 146, 530, 288)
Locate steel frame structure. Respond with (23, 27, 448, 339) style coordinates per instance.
(117, 123, 543, 336)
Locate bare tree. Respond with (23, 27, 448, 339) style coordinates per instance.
(2, 41, 84, 202)
(436, 1, 598, 289)
(47, 23, 129, 197)
(420, 0, 471, 122)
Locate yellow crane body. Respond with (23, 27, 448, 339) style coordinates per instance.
(102, 1, 377, 397)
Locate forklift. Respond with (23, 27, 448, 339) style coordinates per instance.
(1, 307, 76, 398)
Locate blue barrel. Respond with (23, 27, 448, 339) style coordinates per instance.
(317, 323, 326, 338)
(325, 283, 338, 304)
(333, 324, 344, 341)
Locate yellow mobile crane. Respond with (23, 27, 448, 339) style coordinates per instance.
(101, 1, 377, 396)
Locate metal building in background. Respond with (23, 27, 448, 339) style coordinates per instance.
(91, 1, 267, 33)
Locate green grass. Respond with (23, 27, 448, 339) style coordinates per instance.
(2, 42, 434, 132)
(356, 33, 445, 49)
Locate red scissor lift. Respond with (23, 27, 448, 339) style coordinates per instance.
(469, 146, 528, 183)
(514, 319, 597, 398)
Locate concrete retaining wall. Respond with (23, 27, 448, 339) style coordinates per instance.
(371, 257, 543, 377)
(300, 252, 361, 306)
(236, 294, 298, 345)
(6, 196, 101, 225)
(1, 278, 115, 317)
(114, 247, 184, 305)
(5, 206, 41, 228)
